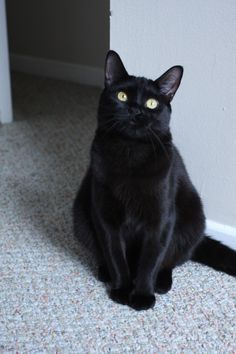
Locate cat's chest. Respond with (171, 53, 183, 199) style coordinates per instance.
(113, 177, 166, 220)
(94, 136, 154, 170)
(114, 177, 157, 200)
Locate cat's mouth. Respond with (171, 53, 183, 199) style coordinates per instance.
(129, 114, 147, 127)
(116, 119, 150, 140)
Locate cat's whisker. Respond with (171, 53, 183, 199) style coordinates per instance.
(99, 105, 129, 116)
(146, 129, 158, 160)
(99, 117, 119, 128)
(100, 112, 128, 118)
(148, 127, 170, 161)
(100, 120, 121, 138)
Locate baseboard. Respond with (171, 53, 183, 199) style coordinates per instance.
(206, 219, 236, 250)
(10, 53, 104, 88)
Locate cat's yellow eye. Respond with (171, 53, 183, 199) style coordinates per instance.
(117, 91, 128, 102)
(145, 98, 159, 109)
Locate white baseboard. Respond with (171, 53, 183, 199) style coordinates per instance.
(10, 54, 104, 88)
(206, 219, 236, 250)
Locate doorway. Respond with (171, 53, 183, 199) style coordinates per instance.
(3, 0, 109, 123)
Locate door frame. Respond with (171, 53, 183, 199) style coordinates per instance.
(0, 0, 13, 123)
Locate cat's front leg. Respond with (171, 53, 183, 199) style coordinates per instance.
(91, 182, 133, 304)
(101, 232, 132, 305)
(94, 217, 132, 305)
(129, 230, 168, 311)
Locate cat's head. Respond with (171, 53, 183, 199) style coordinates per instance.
(98, 50, 183, 140)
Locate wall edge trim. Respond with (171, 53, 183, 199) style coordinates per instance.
(206, 219, 236, 250)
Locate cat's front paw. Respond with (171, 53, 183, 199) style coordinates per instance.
(98, 265, 111, 283)
(129, 293, 156, 311)
(155, 268, 172, 294)
(155, 275, 172, 294)
(155, 282, 172, 294)
(110, 288, 131, 305)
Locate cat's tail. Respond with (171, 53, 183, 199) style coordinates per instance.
(191, 236, 236, 276)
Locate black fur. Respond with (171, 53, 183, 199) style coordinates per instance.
(73, 51, 236, 310)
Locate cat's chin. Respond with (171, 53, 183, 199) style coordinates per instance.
(116, 126, 149, 141)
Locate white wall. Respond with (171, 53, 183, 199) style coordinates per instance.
(0, 0, 13, 123)
(111, 0, 236, 229)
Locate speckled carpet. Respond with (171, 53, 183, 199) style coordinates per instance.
(0, 72, 235, 353)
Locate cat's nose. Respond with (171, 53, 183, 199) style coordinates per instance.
(130, 106, 142, 116)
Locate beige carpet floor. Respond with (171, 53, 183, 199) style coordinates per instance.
(0, 72, 235, 353)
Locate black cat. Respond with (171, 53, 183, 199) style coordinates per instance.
(73, 50, 236, 311)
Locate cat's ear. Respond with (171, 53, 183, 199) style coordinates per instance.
(155, 66, 183, 102)
(105, 50, 129, 87)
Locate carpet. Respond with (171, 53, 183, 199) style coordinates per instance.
(0, 72, 235, 353)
